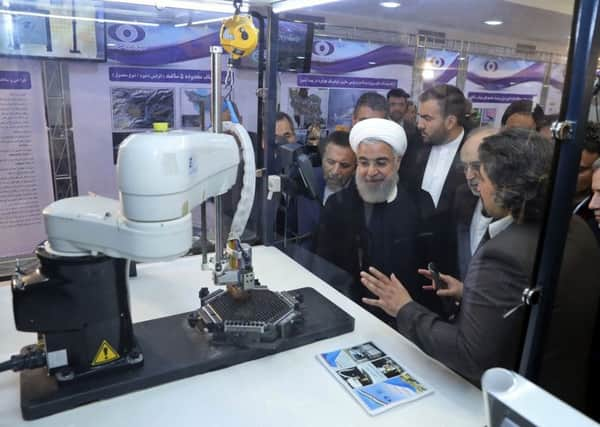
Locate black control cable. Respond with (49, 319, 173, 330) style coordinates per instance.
(0, 348, 46, 373)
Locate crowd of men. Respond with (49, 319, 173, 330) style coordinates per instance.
(272, 84, 600, 415)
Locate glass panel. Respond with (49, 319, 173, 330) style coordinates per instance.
(3, 0, 600, 423)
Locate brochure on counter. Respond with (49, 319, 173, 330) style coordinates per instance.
(318, 341, 433, 415)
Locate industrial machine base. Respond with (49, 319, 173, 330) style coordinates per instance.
(19, 287, 355, 420)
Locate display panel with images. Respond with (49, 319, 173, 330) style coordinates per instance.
(111, 87, 174, 131)
(180, 88, 210, 130)
(0, 0, 106, 61)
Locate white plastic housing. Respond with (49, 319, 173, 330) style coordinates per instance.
(44, 196, 192, 262)
(481, 368, 597, 427)
(117, 130, 240, 222)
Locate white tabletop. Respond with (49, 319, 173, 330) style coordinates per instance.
(0, 246, 484, 427)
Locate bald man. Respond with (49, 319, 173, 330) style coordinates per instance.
(314, 119, 431, 320)
(454, 127, 499, 278)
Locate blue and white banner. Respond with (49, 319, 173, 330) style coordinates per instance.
(0, 71, 31, 90)
(422, 49, 460, 89)
(109, 67, 224, 84)
(311, 37, 414, 74)
(107, 23, 220, 65)
(297, 74, 397, 90)
(465, 55, 545, 127)
(466, 56, 545, 90)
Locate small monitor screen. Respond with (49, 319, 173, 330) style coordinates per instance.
(236, 19, 313, 73)
(0, 0, 106, 61)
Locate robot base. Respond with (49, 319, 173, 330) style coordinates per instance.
(19, 287, 354, 420)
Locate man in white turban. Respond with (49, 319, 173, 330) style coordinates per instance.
(314, 118, 434, 324)
(349, 118, 407, 204)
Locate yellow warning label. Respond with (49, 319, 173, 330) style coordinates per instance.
(91, 340, 120, 366)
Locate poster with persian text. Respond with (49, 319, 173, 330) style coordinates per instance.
(0, 60, 54, 258)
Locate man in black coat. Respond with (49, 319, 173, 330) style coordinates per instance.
(315, 118, 426, 319)
(360, 129, 600, 411)
(401, 84, 470, 277)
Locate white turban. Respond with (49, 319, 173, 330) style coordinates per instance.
(349, 118, 407, 156)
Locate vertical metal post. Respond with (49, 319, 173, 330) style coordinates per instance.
(210, 45, 224, 264)
(261, 9, 279, 245)
(518, 0, 600, 381)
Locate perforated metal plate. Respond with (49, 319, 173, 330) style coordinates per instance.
(207, 289, 293, 323)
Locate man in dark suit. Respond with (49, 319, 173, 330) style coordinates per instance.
(296, 131, 355, 243)
(360, 128, 600, 411)
(454, 127, 498, 279)
(403, 84, 470, 277)
(387, 88, 422, 182)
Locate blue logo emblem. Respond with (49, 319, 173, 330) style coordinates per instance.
(429, 56, 445, 68)
(484, 60, 499, 72)
(108, 24, 146, 43)
(313, 40, 335, 56)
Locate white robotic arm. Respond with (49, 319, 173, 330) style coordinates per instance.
(43, 128, 242, 262)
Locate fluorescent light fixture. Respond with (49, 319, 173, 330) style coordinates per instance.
(368, 61, 377, 65)
(174, 16, 224, 27)
(422, 61, 434, 80)
(104, 0, 248, 13)
(484, 20, 503, 26)
(272, 0, 340, 14)
(459, 56, 465, 60)
(296, 55, 305, 59)
(380, 2, 401, 8)
(0, 8, 159, 26)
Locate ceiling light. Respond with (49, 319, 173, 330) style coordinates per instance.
(368, 61, 377, 65)
(104, 0, 248, 14)
(272, 0, 340, 14)
(380, 2, 401, 8)
(422, 69, 434, 80)
(174, 17, 224, 27)
(484, 20, 503, 26)
(0, 8, 159, 26)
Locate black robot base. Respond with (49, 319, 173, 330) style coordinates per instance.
(19, 287, 355, 420)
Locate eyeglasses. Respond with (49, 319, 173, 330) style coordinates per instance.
(456, 161, 481, 174)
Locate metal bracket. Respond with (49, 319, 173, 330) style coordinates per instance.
(550, 120, 575, 141)
(503, 286, 541, 319)
(256, 88, 268, 98)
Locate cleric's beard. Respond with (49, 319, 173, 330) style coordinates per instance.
(356, 172, 398, 204)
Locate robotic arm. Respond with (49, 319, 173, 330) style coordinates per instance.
(43, 125, 251, 263)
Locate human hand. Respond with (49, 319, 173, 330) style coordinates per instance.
(418, 268, 464, 300)
(360, 267, 412, 317)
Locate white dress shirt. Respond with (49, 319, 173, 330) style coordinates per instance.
(421, 129, 464, 208)
(469, 199, 493, 255)
(488, 215, 514, 239)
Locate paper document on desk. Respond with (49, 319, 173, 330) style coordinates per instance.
(318, 341, 433, 415)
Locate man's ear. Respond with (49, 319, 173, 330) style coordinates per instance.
(445, 114, 457, 130)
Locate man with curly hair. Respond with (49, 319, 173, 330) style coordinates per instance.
(359, 128, 600, 411)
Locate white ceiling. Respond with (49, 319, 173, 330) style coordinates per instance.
(3, 0, 575, 53)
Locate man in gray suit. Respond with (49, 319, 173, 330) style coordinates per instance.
(360, 128, 600, 411)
